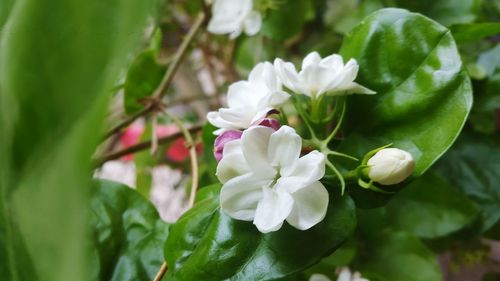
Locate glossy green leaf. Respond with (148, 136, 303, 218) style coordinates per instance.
(0, 0, 157, 280)
(124, 49, 166, 114)
(339, 8, 472, 177)
(360, 232, 442, 281)
(261, 0, 308, 41)
(434, 134, 500, 232)
(386, 172, 479, 238)
(164, 192, 356, 281)
(450, 22, 500, 44)
(90, 180, 168, 281)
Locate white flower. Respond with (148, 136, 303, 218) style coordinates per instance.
(207, 62, 289, 132)
(274, 52, 375, 98)
(207, 0, 262, 39)
(337, 267, 369, 281)
(367, 148, 415, 185)
(217, 125, 329, 233)
(309, 274, 332, 281)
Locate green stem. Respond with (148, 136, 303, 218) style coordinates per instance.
(293, 98, 317, 139)
(324, 99, 346, 144)
(325, 159, 346, 195)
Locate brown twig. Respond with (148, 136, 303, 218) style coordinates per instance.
(152, 110, 201, 281)
(101, 12, 207, 141)
(93, 124, 202, 167)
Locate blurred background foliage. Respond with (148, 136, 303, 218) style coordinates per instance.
(0, 0, 499, 280)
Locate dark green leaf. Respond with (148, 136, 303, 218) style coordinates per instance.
(360, 232, 442, 281)
(90, 180, 168, 281)
(339, 8, 472, 177)
(164, 192, 356, 281)
(261, 0, 308, 41)
(124, 49, 166, 114)
(0, 0, 15, 29)
(435, 134, 500, 232)
(450, 22, 500, 44)
(386, 172, 479, 238)
(0, 0, 157, 280)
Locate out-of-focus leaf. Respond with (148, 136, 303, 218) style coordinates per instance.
(435, 134, 500, 232)
(164, 191, 356, 281)
(324, 0, 384, 34)
(199, 123, 219, 187)
(394, 0, 481, 26)
(469, 72, 500, 134)
(386, 172, 479, 238)
(235, 35, 283, 75)
(0, 0, 157, 280)
(90, 180, 168, 281)
(261, 0, 308, 41)
(478, 45, 500, 77)
(124, 49, 166, 114)
(0, 0, 15, 29)
(450, 22, 500, 44)
(360, 232, 442, 281)
(339, 8, 472, 177)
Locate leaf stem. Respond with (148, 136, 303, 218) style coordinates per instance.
(324, 99, 346, 144)
(153, 263, 168, 281)
(102, 12, 206, 141)
(325, 159, 346, 195)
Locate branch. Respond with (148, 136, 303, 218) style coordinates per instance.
(93, 124, 202, 167)
(102, 12, 207, 141)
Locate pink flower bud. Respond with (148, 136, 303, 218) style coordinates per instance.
(214, 130, 243, 161)
(258, 118, 281, 131)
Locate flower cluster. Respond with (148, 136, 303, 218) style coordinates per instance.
(207, 51, 415, 233)
(309, 267, 369, 281)
(208, 0, 262, 39)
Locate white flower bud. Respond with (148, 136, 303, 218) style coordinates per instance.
(367, 148, 415, 185)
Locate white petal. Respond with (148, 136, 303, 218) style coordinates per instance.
(207, 111, 236, 129)
(343, 82, 376, 95)
(302, 52, 322, 69)
(309, 274, 332, 281)
(320, 54, 344, 69)
(274, 58, 300, 92)
(218, 107, 255, 128)
(227, 81, 259, 108)
(337, 268, 352, 281)
(220, 173, 269, 221)
(216, 139, 250, 183)
(267, 125, 301, 168)
(241, 126, 276, 178)
(286, 181, 329, 230)
(280, 150, 326, 192)
(243, 10, 262, 36)
(253, 187, 294, 233)
(249, 62, 281, 91)
(300, 64, 337, 97)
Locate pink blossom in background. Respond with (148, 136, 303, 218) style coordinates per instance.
(166, 138, 203, 163)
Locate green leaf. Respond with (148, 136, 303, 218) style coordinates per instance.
(478, 44, 500, 77)
(434, 134, 500, 232)
(0, 0, 157, 280)
(261, 0, 308, 41)
(339, 8, 472, 177)
(164, 192, 356, 281)
(394, 0, 481, 26)
(450, 22, 500, 44)
(124, 49, 167, 114)
(0, 0, 15, 29)
(90, 180, 168, 281)
(360, 232, 442, 281)
(386, 172, 479, 239)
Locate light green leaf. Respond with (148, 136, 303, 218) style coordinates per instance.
(339, 8, 472, 177)
(0, 0, 157, 280)
(164, 191, 356, 281)
(90, 180, 168, 281)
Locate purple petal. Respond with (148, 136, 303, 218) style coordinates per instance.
(214, 130, 243, 161)
(258, 118, 280, 131)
